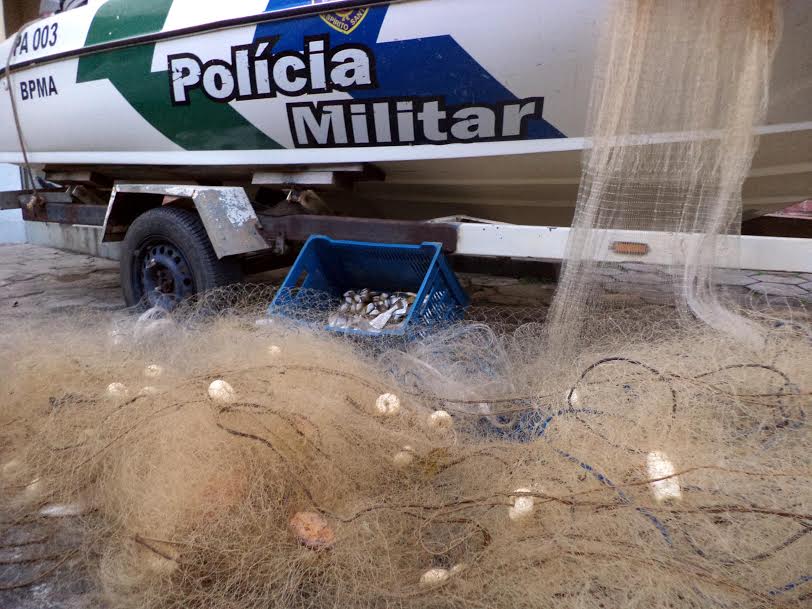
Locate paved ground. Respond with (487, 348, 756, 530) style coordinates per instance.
(1, 244, 810, 322)
(0, 245, 122, 319)
(0, 243, 809, 608)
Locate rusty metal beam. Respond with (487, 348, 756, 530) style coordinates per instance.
(0, 188, 71, 210)
(257, 214, 458, 252)
(43, 170, 113, 188)
(21, 201, 107, 226)
(0, 190, 22, 210)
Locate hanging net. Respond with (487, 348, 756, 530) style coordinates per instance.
(546, 0, 780, 353)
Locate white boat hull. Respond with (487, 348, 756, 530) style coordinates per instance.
(0, 0, 809, 222)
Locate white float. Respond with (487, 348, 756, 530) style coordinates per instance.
(106, 382, 129, 398)
(393, 446, 415, 467)
(375, 393, 401, 416)
(40, 502, 87, 517)
(509, 487, 535, 521)
(420, 568, 450, 586)
(208, 379, 236, 403)
(144, 364, 164, 378)
(428, 410, 453, 429)
(646, 451, 681, 501)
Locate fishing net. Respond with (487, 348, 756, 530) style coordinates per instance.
(546, 0, 781, 353)
(1, 285, 809, 608)
(1, 1, 810, 608)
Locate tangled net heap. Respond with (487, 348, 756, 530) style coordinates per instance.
(1, 1, 810, 608)
(0, 286, 809, 608)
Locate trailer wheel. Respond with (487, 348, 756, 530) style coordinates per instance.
(121, 207, 242, 309)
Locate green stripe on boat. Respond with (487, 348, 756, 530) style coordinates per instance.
(77, 0, 280, 151)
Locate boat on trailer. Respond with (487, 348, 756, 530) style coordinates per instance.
(0, 0, 809, 225)
(0, 0, 810, 309)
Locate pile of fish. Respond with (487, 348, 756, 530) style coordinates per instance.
(327, 289, 417, 332)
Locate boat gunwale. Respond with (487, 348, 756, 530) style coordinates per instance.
(0, 0, 397, 79)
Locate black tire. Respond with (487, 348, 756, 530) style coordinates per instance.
(120, 207, 242, 309)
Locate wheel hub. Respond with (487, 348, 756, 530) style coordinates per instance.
(139, 242, 194, 309)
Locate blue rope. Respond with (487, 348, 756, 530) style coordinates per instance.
(482, 406, 675, 545)
(475, 375, 806, 595)
(553, 445, 673, 546)
(768, 574, 812, 596)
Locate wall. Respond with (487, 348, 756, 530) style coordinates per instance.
(2, 0, 40, 39)
(1, 2, 28, 243)
(25, 221, 121, 259)
(0, 164, 25, 243)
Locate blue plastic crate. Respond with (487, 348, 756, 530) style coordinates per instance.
(269, 235, 469, 336)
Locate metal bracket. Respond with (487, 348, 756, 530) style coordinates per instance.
(252, 163, 383, 190)
(103, 184, 268, 258)
(5, 188, 108, 225)
(256, 214, 458, 252)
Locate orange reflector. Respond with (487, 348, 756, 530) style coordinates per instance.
(611, 241, 650, 256)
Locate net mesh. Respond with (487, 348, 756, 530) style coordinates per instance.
(546, 0, 781, 352)
(1, 1, 810, 608)
(1, 287, 809, 608)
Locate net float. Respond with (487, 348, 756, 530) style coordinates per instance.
(420, 568, 450, 586)
(144, 364, 164, 378)
(646, 451, 681, 502)
(289, 511, 335, 550)
(106, 382, 129, 398)
(428, 410, 453, 429)
(392, 446, 415, 467)
(208, 379, 236, 403)
(375, 393, 401, 416)
(509, 487, 535, 521)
